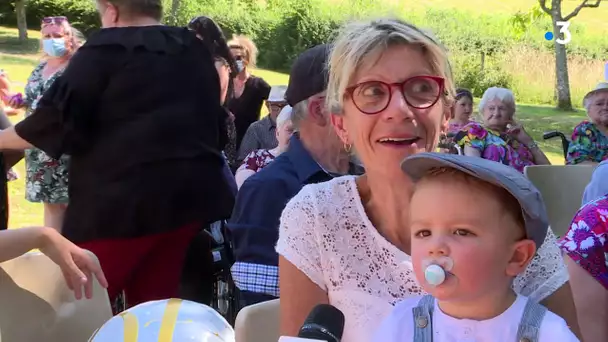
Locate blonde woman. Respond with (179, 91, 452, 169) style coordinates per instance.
(227, 35, 271, 152)
(235, 105, 293, 188)
(8, 16, 77, 231)
(276, 18, 580, 341)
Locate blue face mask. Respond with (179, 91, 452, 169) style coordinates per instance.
(42, 38, 67, 57)
(236, 60, 245, 73)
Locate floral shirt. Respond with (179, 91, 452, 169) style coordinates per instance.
(559, 195, 608, 290)
(23, 62, 70, 204)
(454, 122, 535, 173)
(238, 149, 276, 174)
(566, 121, 608, 165)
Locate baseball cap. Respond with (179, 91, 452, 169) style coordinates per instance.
(268, 85, 288, 103)
(285, 44, 331, 107)
(401, 152, 549, 249)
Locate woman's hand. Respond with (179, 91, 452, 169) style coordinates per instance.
(39, 228, 108, 299)
(507, 121, 534, 145)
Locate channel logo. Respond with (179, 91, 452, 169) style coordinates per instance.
(544, 21, 571, 45)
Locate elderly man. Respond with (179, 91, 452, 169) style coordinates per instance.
(228, 44, 363, 310)
(566, 82, 608, 165)
(237, 85, 288, 165)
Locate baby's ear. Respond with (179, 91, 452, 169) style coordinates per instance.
(506, 239, 536, 277)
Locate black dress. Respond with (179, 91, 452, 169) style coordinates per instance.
(228, 76, 271, 149)
(15, 26, 235, 243)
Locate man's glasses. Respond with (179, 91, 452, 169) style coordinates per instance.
(269, 103, 287, 111)
(345, 75, 446, 115)
(41, 16, 68, 27)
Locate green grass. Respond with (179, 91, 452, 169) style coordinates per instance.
(0, 23, 581, 226)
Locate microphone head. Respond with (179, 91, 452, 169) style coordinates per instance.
(298, 304, 345, 342)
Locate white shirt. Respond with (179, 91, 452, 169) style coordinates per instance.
(276, 176, 569, 342)
(372, 295, 579, 342)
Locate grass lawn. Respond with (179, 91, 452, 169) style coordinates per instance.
(0, 25, 582, 227)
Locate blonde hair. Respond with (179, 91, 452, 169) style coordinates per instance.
(71, 27, 86, 48)
(326, 18, 455, 115)
(228, 35, 258, 68)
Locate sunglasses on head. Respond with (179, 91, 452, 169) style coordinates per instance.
(41, 16, 68, 27)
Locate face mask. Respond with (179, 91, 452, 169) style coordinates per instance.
(43, 38, 67, 57)
(236, 60, 245, 73)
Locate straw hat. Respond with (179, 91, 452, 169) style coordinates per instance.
(583, 82, 608, 106)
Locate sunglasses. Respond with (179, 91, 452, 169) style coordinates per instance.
(345, 76, 446, 115)
(41, 16, 68, 27)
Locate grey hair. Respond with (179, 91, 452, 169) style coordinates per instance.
(276, 105, 292, 129)
(71, 28, 85, 47)
(326, 18, 455, 115)
(291, 99, 309, 131)
(478, 87, 516, 113)
(583, 89, 608, 111)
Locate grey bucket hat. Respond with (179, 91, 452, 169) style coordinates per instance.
(401, 152, 549, 249)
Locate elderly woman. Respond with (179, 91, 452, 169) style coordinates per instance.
(455, 87, 550, 172)
(7, 16, 78, 230)
(559, 160, 608, 342)
(0, 0, 235, 309)
(235, 105, 293, 188)
(276, 18, 579, 342)
(227, 35, 271, 150)
(566, 82, 608, 165)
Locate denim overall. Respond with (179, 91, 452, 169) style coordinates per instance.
(412, 295, 547, 342)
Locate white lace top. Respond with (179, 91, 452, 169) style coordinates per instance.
(276, 176, 569, 342)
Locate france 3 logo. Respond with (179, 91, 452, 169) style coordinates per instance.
(544, 21, 572, 45)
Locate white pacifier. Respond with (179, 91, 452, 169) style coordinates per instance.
(422, 256, 454, 286)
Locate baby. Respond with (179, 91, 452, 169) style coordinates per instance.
(373, 152, 578, 342)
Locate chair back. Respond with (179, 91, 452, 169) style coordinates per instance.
(234, 299, 280, 342)
(0, 250, 112, 342)
(524, 164, 596, 237)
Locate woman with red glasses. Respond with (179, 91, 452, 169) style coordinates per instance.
(7, 16, 77, 231)
(275, 18, 580, 342)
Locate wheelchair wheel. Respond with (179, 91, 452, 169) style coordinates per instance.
(212, 269, 238, 325)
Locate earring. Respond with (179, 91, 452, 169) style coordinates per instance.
(344, 142, 352, 153)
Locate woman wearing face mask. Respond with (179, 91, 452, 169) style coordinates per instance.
(454, 87, 551, 172)
(7, 16, 76, 231)
(0, 0, 235, 310)
(227, 35, 271, 153)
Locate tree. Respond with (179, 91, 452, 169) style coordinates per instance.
(14, 0, 27, 42)
(539, 0, 603, 110)
(169, 0, 181, 26)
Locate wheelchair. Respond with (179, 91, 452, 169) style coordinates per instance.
(205, 220, 239, 325)
(542, 130, 571, 161)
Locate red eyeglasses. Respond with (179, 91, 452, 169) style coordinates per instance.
(345, 75, 446, 115)
(41, 16, 68, 27)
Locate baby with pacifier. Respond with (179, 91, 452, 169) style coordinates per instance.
(373, 152, 579, 342)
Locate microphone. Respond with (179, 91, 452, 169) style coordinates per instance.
(278, 304, 345, 342)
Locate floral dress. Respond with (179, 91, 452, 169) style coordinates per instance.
(237, 149, 276, 174)
(566, 120, 608, 165)
(23, 62, 69, 203)
(559, 195, 608, 289)
(455, 122, 535, 173)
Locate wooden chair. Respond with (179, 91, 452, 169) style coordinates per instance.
(524, 164, 596, 237)
(234, 299, 280, 342)
(0, 250, 112, 342)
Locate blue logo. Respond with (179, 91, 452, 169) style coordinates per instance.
(544, 31, 554, 41)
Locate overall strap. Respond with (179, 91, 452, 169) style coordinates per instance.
(515, 299, 547, 342)
(412, 295, 435, 342)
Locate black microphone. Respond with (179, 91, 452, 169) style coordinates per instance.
(278, 304, 345, 342)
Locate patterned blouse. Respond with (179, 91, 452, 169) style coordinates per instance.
(455, 122, 535, 173)
(238, 149, 276, 174)
(447, 120, 475, 135)
(566, 121, 608, 165)
(559, 195, 608, 290)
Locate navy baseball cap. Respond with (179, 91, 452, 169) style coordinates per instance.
(285, 44, 331, 107)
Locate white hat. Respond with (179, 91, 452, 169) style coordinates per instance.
(583, 82, 608, 105)
(268, 85, 288, 102)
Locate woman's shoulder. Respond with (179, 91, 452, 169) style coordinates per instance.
(572, 120, 596, 135)
(84, 26, 199, 53)
(249, 76, 271, 95)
